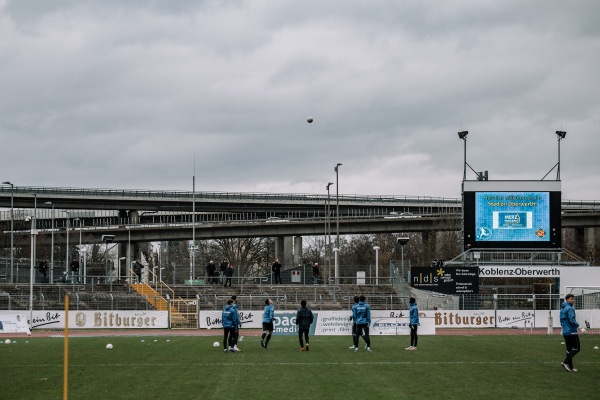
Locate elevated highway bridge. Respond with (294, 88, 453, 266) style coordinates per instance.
(1, 185, 599, 244)
(1, 185, 599, 283)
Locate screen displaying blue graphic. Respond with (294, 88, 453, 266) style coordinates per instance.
(475, 192, 550, 242)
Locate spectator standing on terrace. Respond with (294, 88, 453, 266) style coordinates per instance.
(272, 259, 282, 284)
(219, 259, 229, 282)
(39, 260, 49, 283)
(312, 263, 320, 284)
(349, 296, 359, 350)
(405, 297, 419, 350)
(352, 295, 371, 352)
(224, 263, 234, 288)
(222, 299, 241, 353)
(560, 293, 586, 372)
(261, 298, 275, 349)
(133, 260, 143, 283)
(206, 261, 216, 284)
(70, 258, 80, 283)
(296, 300, 314, 351)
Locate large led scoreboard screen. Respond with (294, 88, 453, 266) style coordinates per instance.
(463, 181, 561, 249)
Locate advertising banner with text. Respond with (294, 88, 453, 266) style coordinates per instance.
(411, 266, 479, 294)
(0, 313, 30, 333)
(199, 310, 436, 335)
(7, 310, 169, 330)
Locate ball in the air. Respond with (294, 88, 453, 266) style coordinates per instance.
(307, 116, 313, 123)
(106, 343, 113, 350)
(213, 341, 220, 348)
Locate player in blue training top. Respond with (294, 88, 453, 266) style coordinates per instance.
(352, 295, 371, 352)
(560, 293, 586, 372)
(222, 299, 241, 353)
(406, 297, 420, 350)
(230, 295, 242, 352)
(261, 298, 275, 349)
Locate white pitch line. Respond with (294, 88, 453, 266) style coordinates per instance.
(11, 361, 600, 368)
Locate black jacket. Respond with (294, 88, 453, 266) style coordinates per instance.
(272, 262, 282, 273)
(296, 306, 314, 330)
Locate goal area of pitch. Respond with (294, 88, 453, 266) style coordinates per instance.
(564, 286, 600, 334)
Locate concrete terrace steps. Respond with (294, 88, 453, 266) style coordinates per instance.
(130, 283, 187, 323)
(176, 283, 405, 311)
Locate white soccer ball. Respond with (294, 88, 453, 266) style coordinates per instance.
(213, 341, 220, 348)
(207, 326, 211, 330)
(4, 339, 11, 344)
(594, 346, 599, 350)
(27, 332, 31, 336)
(106, 344, 113, 350)
(307, 116, 313, 123)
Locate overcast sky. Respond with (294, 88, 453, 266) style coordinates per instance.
(1, 1, 599, 201)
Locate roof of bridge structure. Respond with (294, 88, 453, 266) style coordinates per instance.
(0, 184, 462, 212)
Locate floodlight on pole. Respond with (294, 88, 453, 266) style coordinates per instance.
(542, 130, 567, 181)
(457, 131, 468, 181)
(556, 131, 566, 180)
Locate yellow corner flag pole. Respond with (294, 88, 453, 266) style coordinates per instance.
(64, 294, 69, 400)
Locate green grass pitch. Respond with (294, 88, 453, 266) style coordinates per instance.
(1, 334, 598, 399)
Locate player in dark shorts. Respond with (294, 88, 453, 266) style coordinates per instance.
(261, 298, 274, 349)
(349, 295, 359, 350)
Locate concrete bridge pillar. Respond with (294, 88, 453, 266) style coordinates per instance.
(284, 236, 294, 268)
(294, 236, 303, 267)
(584, 227, 597, 264)
(422, 231, 437, 264)
(129, 210, 140, 224)
(574, 228, 586, 257)
(275, 237, 285, 264)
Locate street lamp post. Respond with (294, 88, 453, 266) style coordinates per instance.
(192, 174, 196, 282)
(29, 218, 38, 331)
(44, 202, 55, 283)
(333, 247, 339, 284)
(74, 218, 82, 283)
(65, 211, 70, 277)
(334, 163, 342, 284)
(81, 248, 87, 284)
(127, 227, 131, 280)
(457, 131, 468, 251)
(2, 182, 14, 283)
(373, 246, 380, 285)
(397, 236, 410, 283)
(32, 193, 37, 283)
(325, 182, 333, 285)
